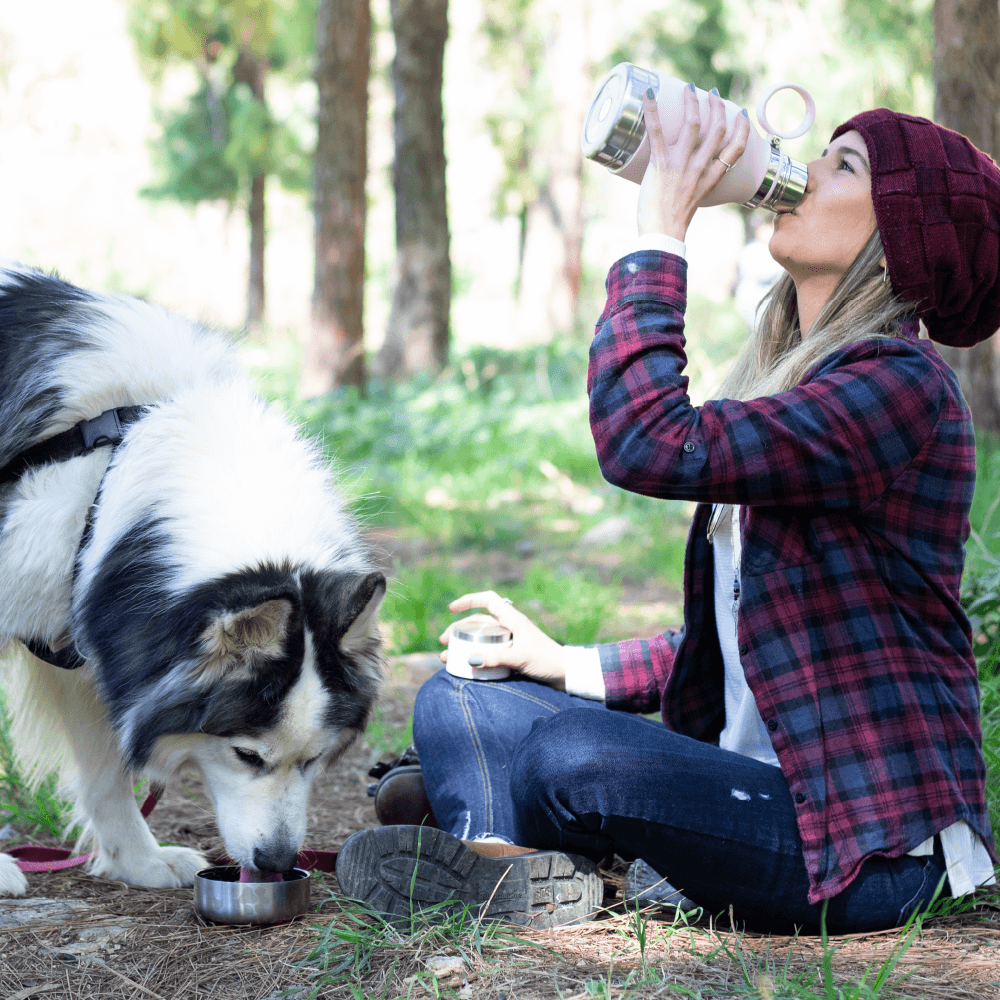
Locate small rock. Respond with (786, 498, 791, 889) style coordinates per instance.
(423, 955, 465, 978)
(77, 922, 132, 944)
(515, 539, 536, 557)
(0, 823, 19, 839)
(581, 516, 633, 547)
(165, 906, 196, 925)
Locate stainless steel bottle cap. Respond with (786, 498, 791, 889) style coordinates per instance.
(743, 139, 809, 213)
(451, 622, 512, 644)
(582, 63, 658, 170)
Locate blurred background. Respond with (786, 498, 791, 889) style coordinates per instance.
(1, 0, 998, 866)
(0, 0, 997, 650)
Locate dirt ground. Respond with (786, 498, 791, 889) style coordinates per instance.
(2, 532, 1000, 998)
(4, 651, 1000, 999)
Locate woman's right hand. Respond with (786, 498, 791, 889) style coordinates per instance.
(439, 591, 567, 690)
(637, 83, 750, 242)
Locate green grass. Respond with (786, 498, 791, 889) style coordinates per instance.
(0, 686, 75, 841)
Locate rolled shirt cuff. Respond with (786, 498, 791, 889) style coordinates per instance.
(628, 233, 688, 260)
(563, 645, 606, 702)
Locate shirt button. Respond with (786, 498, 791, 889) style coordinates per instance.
(682, 441, 696, 453)
(738, 642, 749, 655)
(767, 719, 778, 732)
(795, 793, 806, 804)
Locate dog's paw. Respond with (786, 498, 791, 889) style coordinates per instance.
(0, 851, 29, 897)
(90, 844, 208, 889)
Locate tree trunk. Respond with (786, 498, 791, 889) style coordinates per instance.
(247, 172, 266, 331)
(933, 0, 1000, 437)
(300, 0, 371, 396)
(513, 1, 588, 342)
(233, 49, 269, 335)
(379, 0, 450, 378)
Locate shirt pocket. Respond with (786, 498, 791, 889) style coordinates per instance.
(741, 507, 825, 576)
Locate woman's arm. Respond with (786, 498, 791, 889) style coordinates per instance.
(588, 252, 951, 508)
(439, 593, 684, 715)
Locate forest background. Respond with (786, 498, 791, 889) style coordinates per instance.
(1, 0, 999, 731)
(2, 2, 1000, 996)
(1, 0, 998, 835)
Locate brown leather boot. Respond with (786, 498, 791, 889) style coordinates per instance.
(336, 825, 603, 929)
(372, 765, 439, 828)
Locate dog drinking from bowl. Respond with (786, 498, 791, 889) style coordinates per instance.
(0, 265, 385, 897)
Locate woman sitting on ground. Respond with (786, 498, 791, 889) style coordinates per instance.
(337, 88, 999, 934)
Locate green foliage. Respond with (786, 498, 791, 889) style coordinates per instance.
(964, 433, 1000, 664)
(142, 80, 239, 202)
(364, 706, 413, 758)
(960, 443, 1000, 865)
(842, 0, 933, 109)
(481, 0, 545, 226)
(0, 687, 75, 840)
(130, 0, 314, 205)
(606, 0, 752, 98)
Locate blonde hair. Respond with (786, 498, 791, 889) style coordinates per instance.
(717, 230, 916, 401)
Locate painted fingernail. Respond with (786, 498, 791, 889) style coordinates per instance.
(646, 87, 655, 101)
(688, 82, 696, 93)
(741, 108, 749, 117)
(710, 87, 719, 97)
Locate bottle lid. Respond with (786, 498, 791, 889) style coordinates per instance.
(451, 622, 512, 644)
(581, 63, 658, 170)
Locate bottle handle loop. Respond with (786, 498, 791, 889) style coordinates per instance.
(756, 83, 816, 140)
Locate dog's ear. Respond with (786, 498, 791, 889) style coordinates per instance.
(339, 572, 387, 656)
(195, 598, 294, 681)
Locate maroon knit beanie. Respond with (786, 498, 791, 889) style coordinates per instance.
(831, 109, 1000, 347)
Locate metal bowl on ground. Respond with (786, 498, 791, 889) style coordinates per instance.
(194, 866, 312, 925)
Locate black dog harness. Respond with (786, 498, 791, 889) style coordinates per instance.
(0, 405, 147, 669)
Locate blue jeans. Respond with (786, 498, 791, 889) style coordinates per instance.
(412, 669, 950, 935)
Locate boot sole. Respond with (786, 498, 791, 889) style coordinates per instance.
(335, 825, 603, 929)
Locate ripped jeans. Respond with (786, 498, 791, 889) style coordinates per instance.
(412, 668, 950, 935)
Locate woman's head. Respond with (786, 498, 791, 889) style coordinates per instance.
(768, 130, 878, 289)
(830, 109, 1000, 348)
(717, 108, 1000, 402)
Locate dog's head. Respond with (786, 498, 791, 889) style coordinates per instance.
(82, 559, 385, 872)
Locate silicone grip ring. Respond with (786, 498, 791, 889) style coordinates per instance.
(755, 83, 816, 140)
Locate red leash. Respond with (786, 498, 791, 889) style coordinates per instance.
(4, 793, 338, 875)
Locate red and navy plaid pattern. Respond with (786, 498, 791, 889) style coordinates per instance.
(589, 250, 995, 905)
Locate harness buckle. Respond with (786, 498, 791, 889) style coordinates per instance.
(80, 408, 125, 450)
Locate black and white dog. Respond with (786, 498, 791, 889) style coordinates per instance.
(0, 265, 385, 897)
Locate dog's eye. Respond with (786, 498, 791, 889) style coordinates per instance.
(233, 747, 265, 768)
(303, 755, 320, 769)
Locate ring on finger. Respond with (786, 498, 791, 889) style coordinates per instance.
(501, 597, 513, 605)
(717, 156, 734, 173)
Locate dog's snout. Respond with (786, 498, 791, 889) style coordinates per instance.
(253, 841, 299, 873)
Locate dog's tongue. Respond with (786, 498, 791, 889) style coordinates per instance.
(239, 867, 283, 883)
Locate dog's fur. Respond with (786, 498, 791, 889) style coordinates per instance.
(0, 266, 385, 897)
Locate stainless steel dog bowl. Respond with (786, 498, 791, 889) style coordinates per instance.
(194, 866, 311, 925)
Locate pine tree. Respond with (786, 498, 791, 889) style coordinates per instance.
(129, 0, 313, 332)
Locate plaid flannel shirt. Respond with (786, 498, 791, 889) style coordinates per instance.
(589, 250, 995, 904)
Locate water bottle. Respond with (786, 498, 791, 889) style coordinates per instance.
(581, 64, 815, 213)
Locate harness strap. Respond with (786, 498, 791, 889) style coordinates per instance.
(3, 405, 148, 668)
(0, 405, 147, 487)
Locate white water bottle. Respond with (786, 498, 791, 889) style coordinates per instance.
(581, 64, 815, 213)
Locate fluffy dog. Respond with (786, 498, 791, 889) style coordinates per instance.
(0, 265, 385, 897)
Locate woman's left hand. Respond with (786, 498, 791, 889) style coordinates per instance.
(637, 85, 751, 242)
(438, 591, 567, 690)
